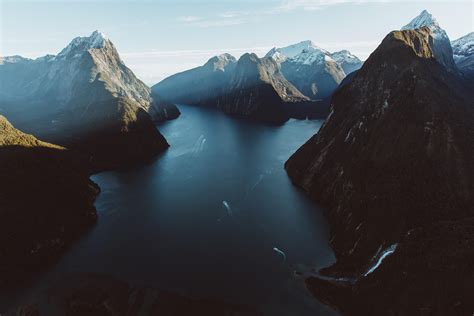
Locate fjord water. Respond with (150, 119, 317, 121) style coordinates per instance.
(6, 105, 337, 315)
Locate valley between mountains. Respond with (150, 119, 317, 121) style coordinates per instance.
(1, 9, 473, 316)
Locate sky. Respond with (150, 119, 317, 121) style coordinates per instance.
(1, 0, 473, 85)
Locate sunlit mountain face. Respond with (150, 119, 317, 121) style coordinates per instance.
(1, 2, 473, 316)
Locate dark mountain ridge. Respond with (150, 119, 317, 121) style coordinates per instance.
(285, 27, 474, 315)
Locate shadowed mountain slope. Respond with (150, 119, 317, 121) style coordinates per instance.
(285, 27, 474, 315)
(0, 31, 176, 169)
(0, 116, 100, 288)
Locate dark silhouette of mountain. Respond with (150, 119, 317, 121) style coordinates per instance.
(6, 274, 262, 316)
(0, 116, 99, 288)
(0, 31, 176, 169)
(285, 26, 474, 315)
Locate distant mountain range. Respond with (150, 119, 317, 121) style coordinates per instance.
(0, 31, 178, 169)
(452, 32, 474, 78)
(285, 10, 474, 315)
(152, 40, 363, 123)
(266, 41, 361, 101)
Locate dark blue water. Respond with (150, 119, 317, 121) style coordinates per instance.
(5, 105, 337, 315)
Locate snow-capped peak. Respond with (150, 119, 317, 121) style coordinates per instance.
(58, 30, 108, 57)
(452, 32, 474, 57)
(89, 30, 107, 47)
(289, 47, 330, 65)
(265, 40, 325, 62)
(401, 10, 450, 44)
(402, 10, 439, 31)
(204, 53, 237, 72)
(402, 10, 456, 71)
(331, 50, 361, 65)
(216, 53, 236, 62)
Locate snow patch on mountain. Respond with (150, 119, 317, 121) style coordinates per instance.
(265, 40, 324, 62)
(265, 41, 362, 73)
(402, 10, 456, 71)
(452, 32, 474, 58)
(0, 55, 31, 65)
(290, 47, 330, 65)
(402, 10, 438, 31)
(452, 32, 474, 77)
(58, 30, 108, 58)
(402, 10, 449, 43)
(331, 50, 361, 66)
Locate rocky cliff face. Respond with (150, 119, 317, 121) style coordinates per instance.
(0, 31, 175, 169)
(285, 28, 474, 315)
(452, 32, 474, 78)
(0, 116, 100, 288)
(152, 53, 237, 106)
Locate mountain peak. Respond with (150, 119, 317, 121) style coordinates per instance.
(401, 10, 456, 71)
(216, 53, 236, 62)
(265, 40, 324, 62)
(89, 30, 107, 46)
(402, 10, 439, 31)
(58, 30, 109, 57)
(204, 53, 237, 72)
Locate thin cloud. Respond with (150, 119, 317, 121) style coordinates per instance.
(218, 11, 250, 18)
(276, 0, 384, 11)
(178, 16, 203, 22)
(194, 19, 245, 28)
(178, 14, 245, 28)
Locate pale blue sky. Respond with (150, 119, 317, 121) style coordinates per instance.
(1, 0, 473, 84)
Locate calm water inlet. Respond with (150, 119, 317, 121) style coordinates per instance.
(3, 105, 337, 315)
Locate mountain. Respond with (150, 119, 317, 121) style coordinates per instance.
(401, 10, 457, 71)
(452, 32, 474, 78)
(213, 53, 316, 124)
(265, 40, 318, 62)
(152, 53, 237, 106)
(0, 116, 100, 288)
(330, 50, 363, 75)
(0, 31, 177, 169)
(285, 27, 474, 315)
(265, 41, 362, 102)
(153, 53, 324, 123)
